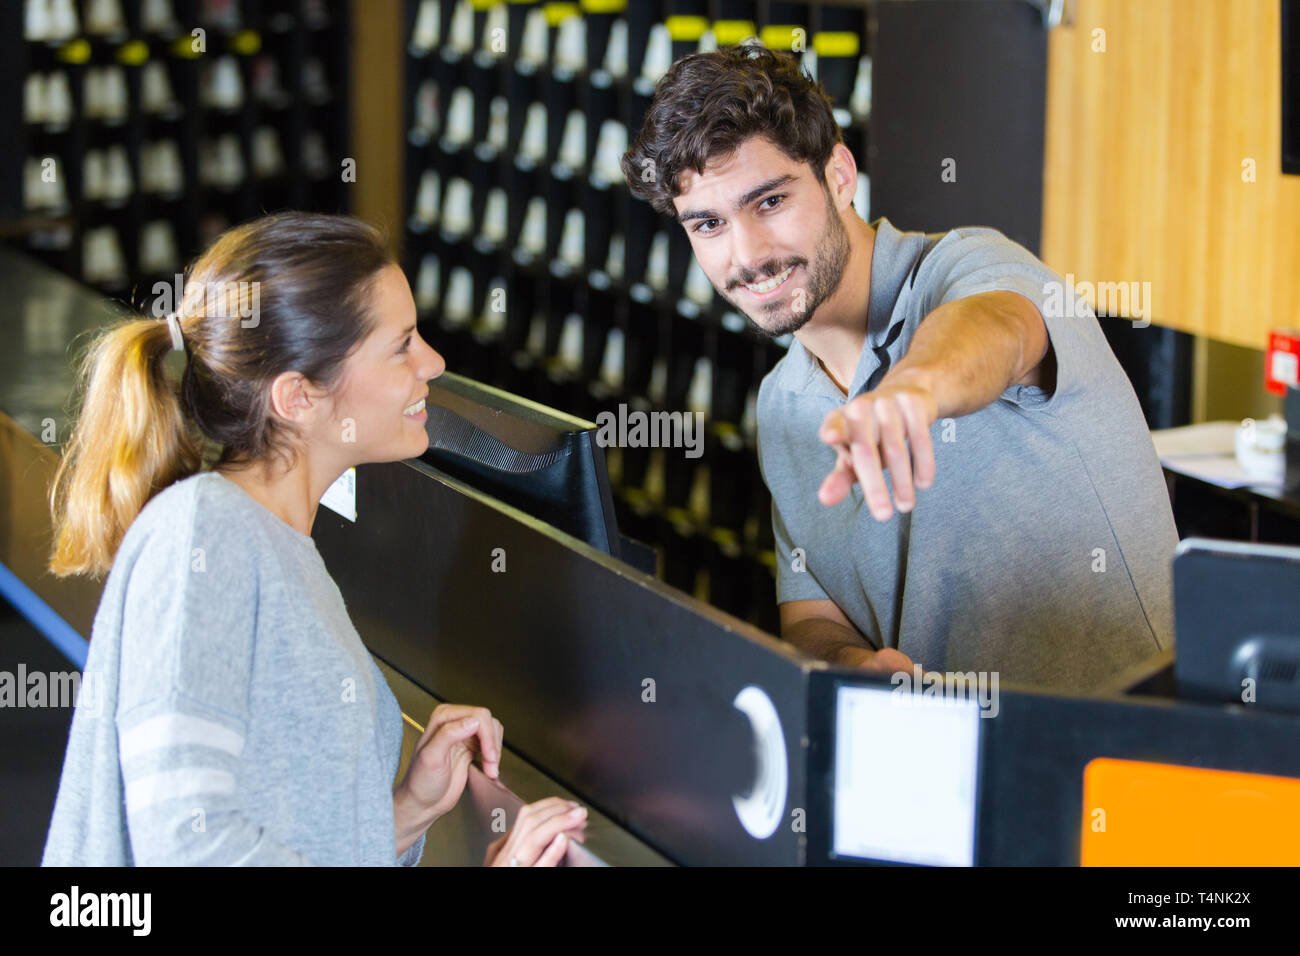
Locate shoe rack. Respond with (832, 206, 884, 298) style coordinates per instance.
(9, 0, 351, 307)
(403, 0, 874, 633)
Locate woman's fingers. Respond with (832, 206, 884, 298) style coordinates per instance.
(498, 799, 588, 866)
(534, 832, 568, 867)
(420, 704, 501, 774)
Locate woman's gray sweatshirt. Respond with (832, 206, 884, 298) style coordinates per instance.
(42, 470, 425, 866)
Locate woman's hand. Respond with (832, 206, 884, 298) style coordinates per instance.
(399, 704, 504, 823)
(484, 797, 589, 867)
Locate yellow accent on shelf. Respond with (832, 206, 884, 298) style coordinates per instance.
(116, 40, 150, 65)
(708, 527, 739, 548)
(664, 506, 693, 527)
(665, 15, 709, 42)
(471, 0, 501, 10)
(760, 24, 804, 51)
(812, 31, 859, 57)
(543, 2, 580, 25)
(580, 0, 626, 12)
(170, 35, 204, 58)
(713, 20, 757, 47)
(56, 39, 91, 64)
(230, 29, 261, 55)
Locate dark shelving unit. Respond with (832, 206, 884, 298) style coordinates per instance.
(6, 0, 352, 315)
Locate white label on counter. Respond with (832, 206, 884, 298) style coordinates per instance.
(320, 467, 357, 522)
(833, 683, 979, 866)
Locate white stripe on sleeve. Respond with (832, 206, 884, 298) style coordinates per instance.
(119, 711, 245, 762)
(125, 768, 237, 814)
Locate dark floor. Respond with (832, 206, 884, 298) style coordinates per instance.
(0, 596, 77, 866)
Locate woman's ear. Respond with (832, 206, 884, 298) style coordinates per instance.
(268, 371, 323, 423)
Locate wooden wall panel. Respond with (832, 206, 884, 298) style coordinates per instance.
(1042, 0, 1300, 350)
(350, 0, 405, 260)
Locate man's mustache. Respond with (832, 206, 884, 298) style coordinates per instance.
(727, 258, 806, 290)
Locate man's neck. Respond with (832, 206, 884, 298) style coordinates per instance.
(793, 217, 876, 396)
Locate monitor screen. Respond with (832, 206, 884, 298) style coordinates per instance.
(1174, 537, 1300, 711)
(832, 682, 981, 866)
(416, 372, 623, 559)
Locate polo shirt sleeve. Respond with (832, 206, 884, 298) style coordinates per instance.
(755, 391, 834, 607)
(912, 226, 1115, 414)
(770, 494, 833, 605)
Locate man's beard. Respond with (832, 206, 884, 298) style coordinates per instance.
(724, 188, 852, 339)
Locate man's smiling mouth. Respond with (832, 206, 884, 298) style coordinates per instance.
(742, 264, 796, 296)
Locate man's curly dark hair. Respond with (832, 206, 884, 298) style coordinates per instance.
(621, 45, 844, 218)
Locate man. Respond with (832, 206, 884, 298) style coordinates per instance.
(621, 46, 1177, 691)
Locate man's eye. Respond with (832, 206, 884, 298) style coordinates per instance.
(760, 194, 784, 210)
(696, 219, 721, 234)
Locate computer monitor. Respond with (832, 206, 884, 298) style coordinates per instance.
(1174, 537, 1300, 712)
(416, 372, 629, 562)
(806, 670, 984, 867)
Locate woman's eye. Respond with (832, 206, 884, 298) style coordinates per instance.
(397, 337, 411, 354)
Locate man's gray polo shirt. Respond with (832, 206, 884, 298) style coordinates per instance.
(756, 217, 1177, 691)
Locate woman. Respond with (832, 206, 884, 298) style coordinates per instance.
(41, 212, 587, 866)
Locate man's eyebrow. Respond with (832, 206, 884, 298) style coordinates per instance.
(677, 174, 798, 224)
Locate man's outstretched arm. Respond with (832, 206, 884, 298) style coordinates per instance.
(818, 290, 1053, 518)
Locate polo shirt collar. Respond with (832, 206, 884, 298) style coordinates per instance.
(786, 217, 929, 401)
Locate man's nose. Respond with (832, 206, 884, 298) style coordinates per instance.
(731, 223, 776, 275)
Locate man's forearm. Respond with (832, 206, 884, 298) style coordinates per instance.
(880, 291, 1044, 420)
(784, 617, 878, 666)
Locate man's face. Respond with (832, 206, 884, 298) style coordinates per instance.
(672, 136, 851, 337)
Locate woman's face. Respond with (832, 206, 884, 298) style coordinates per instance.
(323, 263, 445, 466)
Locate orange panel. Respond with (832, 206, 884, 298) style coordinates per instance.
(1080, 757, 1300, 865)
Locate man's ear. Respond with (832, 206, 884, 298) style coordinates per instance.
(823, 143, 858, 211)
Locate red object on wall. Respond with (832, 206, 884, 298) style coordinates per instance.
(1266, 329, 1300, 397)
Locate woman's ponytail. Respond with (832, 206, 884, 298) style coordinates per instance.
(48, 316, 205, 579)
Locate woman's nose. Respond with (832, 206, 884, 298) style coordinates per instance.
(423, 339, 446, 380)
